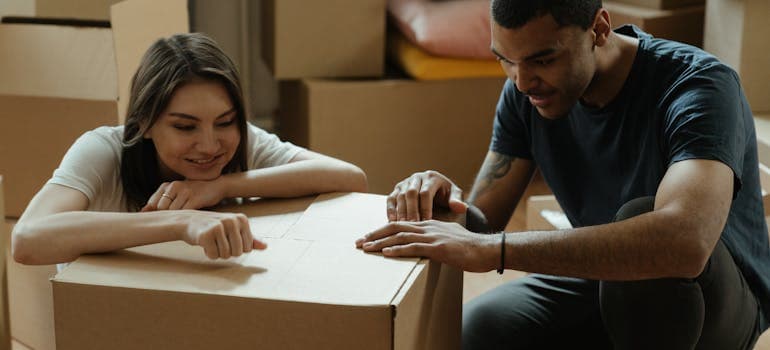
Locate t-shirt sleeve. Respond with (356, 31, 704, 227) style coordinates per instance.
(47, 128, 121, 204)
(246, 123, 305, 169)
(490, 79, 533, 159)
(662, 65, 747, 192)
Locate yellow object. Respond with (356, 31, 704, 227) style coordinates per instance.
(388, 32, 506, 80)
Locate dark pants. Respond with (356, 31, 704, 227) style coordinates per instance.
(463, 197, 763, 349)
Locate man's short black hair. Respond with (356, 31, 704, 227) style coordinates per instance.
(491, 0, 602, 30)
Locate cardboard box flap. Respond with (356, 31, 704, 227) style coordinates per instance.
(286, 192, 389, 241)
(110, 0, 189, 123)
(0, 23, 117, 101)
(53, 194, 421, 307)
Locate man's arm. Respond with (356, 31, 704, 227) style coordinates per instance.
(360, 158, 732, 280)
(467, 151, 535, 231)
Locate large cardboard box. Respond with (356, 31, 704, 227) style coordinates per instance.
(5, 220, 57, 350)
(703, 0, 770, 113)
(261, 0, 386, 79)
(52, 193, 462, 349)
(608, 0, 703, 10)
(279, 78, 506, 194)
(0, 22, 119, 218)
(604, 1, 705, 47)
(35, 0, 123, 21)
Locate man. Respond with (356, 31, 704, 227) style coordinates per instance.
(356, 1, 770, 348)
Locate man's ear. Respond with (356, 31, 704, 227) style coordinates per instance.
(592, 8, 612, 47)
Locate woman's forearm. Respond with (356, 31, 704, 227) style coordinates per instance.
(12, 210, 186, 265)
(221, 159, 367, 198)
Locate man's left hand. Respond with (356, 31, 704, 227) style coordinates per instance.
(355, 220, 499, 273)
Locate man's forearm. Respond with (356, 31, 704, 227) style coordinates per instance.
(496, 210, 711, 280)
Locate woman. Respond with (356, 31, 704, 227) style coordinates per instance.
(11, 33, 367, 265)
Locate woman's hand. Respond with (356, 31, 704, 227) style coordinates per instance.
(178, 210, 267, 259)
(142, 178, 227, 212)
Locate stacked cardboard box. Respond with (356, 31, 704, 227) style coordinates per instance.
(603, 0, 705, 47)
(0, 21, 119, 218)
(279, 78, 505, 194)
(265, 0, 507, 195)
(0, 1, 188, 348)
(703, 0, 770, 113)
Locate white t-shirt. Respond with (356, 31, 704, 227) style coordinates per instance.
(47, 123, 304, 212)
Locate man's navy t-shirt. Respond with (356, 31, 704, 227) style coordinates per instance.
(490, 25, 770, 326)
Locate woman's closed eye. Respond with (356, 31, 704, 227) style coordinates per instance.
(173, 124, 196, 131)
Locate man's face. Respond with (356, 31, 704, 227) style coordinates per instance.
(491, 14, 597, 119)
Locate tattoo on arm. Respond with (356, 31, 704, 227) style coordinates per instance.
(468, 153, 513, 203)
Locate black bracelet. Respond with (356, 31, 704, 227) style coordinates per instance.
(497, 233, 505, 275)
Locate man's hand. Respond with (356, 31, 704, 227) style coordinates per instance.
(142, 178, 226, 212)
(355, 220, 499, 272)
(387, 171, 468, 222)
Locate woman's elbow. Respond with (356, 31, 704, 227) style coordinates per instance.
(347, 165, 368, 193)
(11, 224, 36, 265)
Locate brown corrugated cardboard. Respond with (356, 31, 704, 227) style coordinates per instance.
(608, 0, 703, 10)
(279, 78, 506, 194)
(0, 177, 9, 350)
(261, 0, 386, 79)
(0, 23, 119, 218)
(703, 0, 770, 113)
(110, 0, 189, 122)
(52, 193, 462, 349)
(5, 219, 57, 350)
(605, 1, 704, 47)
(35, 0, 122, 21)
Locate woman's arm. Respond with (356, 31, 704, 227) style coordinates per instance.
(12, 184, 262, 265)
(222, 149, 367, 198)
(143, 150, 368, 211)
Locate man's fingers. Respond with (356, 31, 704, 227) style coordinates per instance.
(396, 188, 408, 221)
(405, 177, 422, 221)
(448, 186, 468, 214)
(386, 189, 399, 222)
(356, 222, 425, 248)
(361, 232, 433, 252)
(382, 242, 432, 258)
(419, 182, 436, 220)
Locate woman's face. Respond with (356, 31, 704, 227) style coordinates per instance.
(144, 79, 241, 181)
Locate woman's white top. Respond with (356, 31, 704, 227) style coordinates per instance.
(47, 123, 304, 211)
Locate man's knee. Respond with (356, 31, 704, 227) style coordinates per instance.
(614, 196, 655, 222)
(600, 276, 705, 349)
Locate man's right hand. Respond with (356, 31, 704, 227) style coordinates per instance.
(387, 170, 468, 222)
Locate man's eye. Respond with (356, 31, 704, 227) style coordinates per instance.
(535, 58, 554, 66)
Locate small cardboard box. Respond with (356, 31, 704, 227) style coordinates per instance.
(604, 1, 704, 47)
(52, 193, 462, 349)
(261, 0, 386, 79)
(110, 0, 189, 121)
(35, 0, 123, 21)
(0, 22, 119, 218)
(279, 78, 506, 194)
(608, 0, 703, 10)
(703, 0, 770, 113)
